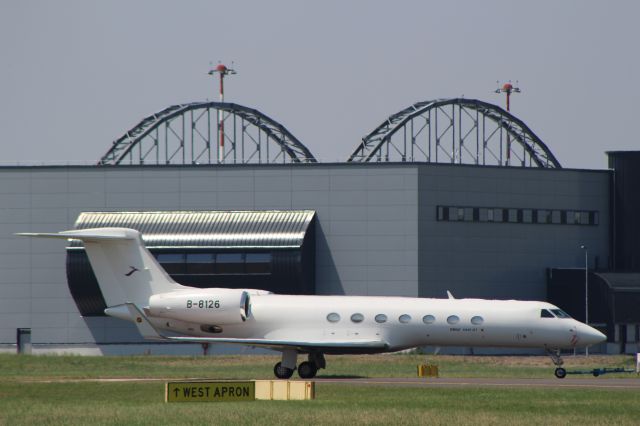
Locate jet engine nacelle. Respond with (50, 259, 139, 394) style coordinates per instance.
(148, 288, 250, 325)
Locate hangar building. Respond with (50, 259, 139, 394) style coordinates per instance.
(1, 99, 637, 354)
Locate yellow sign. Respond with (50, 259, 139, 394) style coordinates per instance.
(166, 381, 255, 402)
(255, 380, 315, 400)
(417, 364, 439, 377)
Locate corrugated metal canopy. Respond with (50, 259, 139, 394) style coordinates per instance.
(596, 273, 640, 291)
(71, 210, 316, 249)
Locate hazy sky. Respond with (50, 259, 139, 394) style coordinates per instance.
(1, 0, 638, 169)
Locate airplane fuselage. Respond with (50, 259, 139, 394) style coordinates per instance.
(148, 293, 601, 353)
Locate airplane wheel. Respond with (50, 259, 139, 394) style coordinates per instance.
(297, 361, 318, 379)
(554, 367, 567, 379)
(274, 362, 294, 379)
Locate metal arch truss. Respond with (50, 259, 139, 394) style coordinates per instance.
(98, 102, 317, 165)
(348, 98, 561, 168)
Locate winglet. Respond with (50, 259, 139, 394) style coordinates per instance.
(446, 290, 455, 300)
(124, 303, 166, 341)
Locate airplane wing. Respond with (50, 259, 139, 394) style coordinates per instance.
(124, 303, 389, 353)
(165, 336, 389, 352)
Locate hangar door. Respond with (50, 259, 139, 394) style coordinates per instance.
(66, 210, 316, 316)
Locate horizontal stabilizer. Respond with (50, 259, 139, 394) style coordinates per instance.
(124, 303, 166, 340)
(17, 228, 139, 241)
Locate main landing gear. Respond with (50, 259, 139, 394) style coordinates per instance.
(273, 350, 326, 379)
(274, 361, 295, 379)
(547, 348, 567, 379)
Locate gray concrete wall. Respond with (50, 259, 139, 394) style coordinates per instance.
(0, 163, 418, 348)
(0, 163, 610, 351)
(417, 164, 610, 300)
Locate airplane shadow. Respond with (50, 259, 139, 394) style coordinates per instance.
(315, 374, 367, 379)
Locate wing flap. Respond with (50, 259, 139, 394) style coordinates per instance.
(165, 336, 389, 351)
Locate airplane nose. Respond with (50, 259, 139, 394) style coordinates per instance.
(577, 324, 606, 346)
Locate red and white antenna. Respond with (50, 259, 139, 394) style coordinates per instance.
(209, 63, 237, 163)
(495, 81, 521, 166)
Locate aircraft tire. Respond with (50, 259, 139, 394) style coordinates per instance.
(274, 362, 294, 379)
(297, 361, 318, 379)
(554, 367, 567, 379)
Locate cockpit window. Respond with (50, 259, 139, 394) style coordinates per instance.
(550, 309, 571, 319)
(540, 309, 555, 318)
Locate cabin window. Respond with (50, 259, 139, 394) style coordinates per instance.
(447, 315, 460, 325)
(550, 309, 571, 319)
(540, 309, 555, 318)
(398, 314, 411, 324)
(327, 313, 341, 323)
(350, 313, 364, 323)
(471, 316, 484, 325)
(375, 314, 388, 323)
(422, 315, 436, 324)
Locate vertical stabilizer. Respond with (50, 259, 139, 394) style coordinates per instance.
(18, 228, 183, 307)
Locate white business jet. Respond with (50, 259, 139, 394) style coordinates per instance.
(19, 228, 605, 379)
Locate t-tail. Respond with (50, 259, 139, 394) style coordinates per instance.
(17, 228, 182, 310)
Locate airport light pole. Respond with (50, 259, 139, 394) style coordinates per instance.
(495, 81, 520, 166)
(208, 63, 237, 163)
(580, 244, 589, 356)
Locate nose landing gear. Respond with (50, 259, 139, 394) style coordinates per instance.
(547, 348, 566, 379)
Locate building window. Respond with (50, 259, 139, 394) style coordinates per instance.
(579, 212, 590, 225)
(464, 208, 474, 221)
(574, 211, 582, 224)
(245, 253, 272, 274)
(217, 253, 244, 274)
(157, 253, 186, 274)
(186, 253, 215, 274)
(479, 208, 489, 222)
(537, 209, 550, 224)
(436, 205, 598, 227)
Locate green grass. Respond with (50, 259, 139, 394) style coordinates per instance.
(0, 354, 638, 425)
(0, 353, 635, 380)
